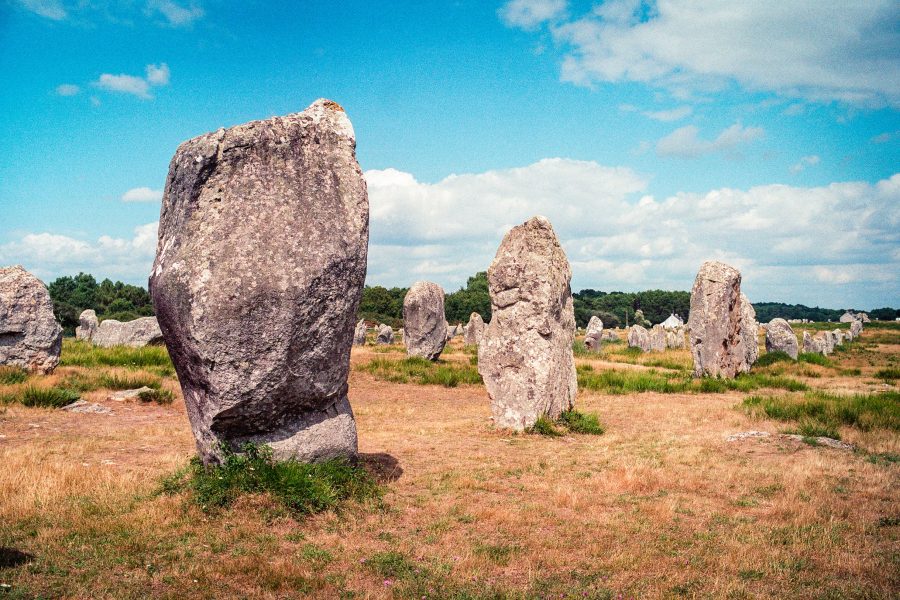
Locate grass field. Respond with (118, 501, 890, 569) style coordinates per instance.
(0, 328, 898, 598)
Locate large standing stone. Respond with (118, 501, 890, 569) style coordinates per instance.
(802, 331, 823, 354)
(376, 324, 394, 345)
(353, 319, 367, 346)
(464, 312, 485, 346)
(740, 293, 759, 367)
(478, 216, 577, 430)
(687, 261, 749, 378)
(765, 318, 798, 359)
(850, 319, 862, 340)
(627, 325, 650, 352)
(402, 281, 448, 361)
(583, 316, 604, 351)
(75, 309, 99, 341)
(839, 311, 856, 323)
(859, 312, 870, 323)
(832, 329, 844, 346)
(92, 317, 164, 348)
(649, 324, 667, 352)
(149, 99, 368, 465)
(0, 266, 62, 374)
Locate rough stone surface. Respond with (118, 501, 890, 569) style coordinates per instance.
(402, 281, 448, 361)
(859, 312, 870, 323)
(353, 319, 367, 346)
(0, 266, 62, 374)
(687, 261, 749, 378)
(627, 325, 651, 352)
(63, 400, 113, 414)
(584, 316, 604, 351)
(464, 312, 485, 346)
(839, 311, 856, 323)
(477, 216, 577, 431)
(92, 317, 164, 348)
(822, 331, 836, 354)
(602, 330, 620, 342)
(376, 324, 394, 345)
(75, 309, 99, 341)
(649, 324, 667, 352)
(832, 329, 844, 346)
(765, 318, 798, 359)
(107, 387, 155, 402)
(802, 331, 823, 354)
(740, 293, 759, 367)
(850, 319, 862, 339)
(149, 99, 368, 465)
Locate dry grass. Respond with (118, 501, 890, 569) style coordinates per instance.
(0, 328, 897, 598)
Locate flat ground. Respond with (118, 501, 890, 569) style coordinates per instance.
(0, 324, 897, 599)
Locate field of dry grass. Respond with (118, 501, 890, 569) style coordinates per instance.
(0, 326, 897, 599)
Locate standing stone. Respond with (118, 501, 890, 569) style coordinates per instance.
(687, 261, 749, 378)
(464, 312, 485, 346)
(353, 319, 367, 346)
(602, 330, 620, 342)
(376, 324, 394, 345)
(0, 266, 62, 374)
(478, 216, 577, 431)
(859, 312, 870, 323)
(149, 99, 368, 465)
(92, 317, 164, 348)
(832, 329, 844, 346)
(75, 309, 99, 341)
(627, 325, 651, 352)
(823, 331, 836, 354)
(402, 281, 448, 361)
(802, 331, 822, 354)
(839, 311, 856, 323)
(740, 293, 760, 367)
(850, 319, 862, 340)
(399, 328, 405, 344)
(584, 316, 604, 351)
(649, 324, 667, 352)
(765, 318, 798, 359)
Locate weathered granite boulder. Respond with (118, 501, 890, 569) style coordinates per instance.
(403, 281, 448, 361)
(839, 311, 856, 323)
(649, 324, 667, 352)
(765, 318, 798, 359)
(824, 331, 836, 354)
(478, 216, 577, 430)
(75, 309, 99, 341)
(859, 312, 870, 323)
(687, 261, 749, 378)
(464, 312, 485, 346)
(149, 99, 368, 465)
(0, 266, 62, 374)
(584, 316, 604, 351)
(627, 325, 651, 352)
(602, 330, 620, 342)
(665, 329, 686, 349)
(740, 293, 759, 367)
(832, 329, 844, 346)
(92, 317, 164, 348)
(850, 319, 862, 339)
(376, 324, 394, 345)
(802, 331, 822, 354)
(353, 319, 367, 346)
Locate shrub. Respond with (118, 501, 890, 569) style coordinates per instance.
(19, 386, 80, 408)
(559, 409, 605, 435)
(528, 416, 563, 437)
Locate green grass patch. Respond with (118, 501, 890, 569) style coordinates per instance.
(784, 418, 842, 440)
(13, 386, 81, 408)
(798, 352, 833, 367)
(875, 368, 900, 381)
(528, 415, 563, 436)
(577, 364, 806, 395)
(137, 388, 174, 404)
(98, 372, 162, 390)
(0, 366, 28, 385)
(358, 356, 482, 387)
(60, 338, 172, 369)
(474, 542, 520, 566)
(756, 351, 794, 367)
(744, 390, 900, 433)
(528, 409, 605, 436)
(162, 444, 380, 517)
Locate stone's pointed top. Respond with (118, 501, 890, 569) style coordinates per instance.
(303, 98, 355, 142)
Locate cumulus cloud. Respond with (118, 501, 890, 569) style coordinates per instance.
(498, 0, 567, 30)
(145, 0, 204, 27)
(620, 104, 692, 122)
(17, 0, 66, 20)
(94, 63, 170, 99)
(790, 155, 820, 174)
(503, 0, 900, 107)
(55, 83, 80, 96)
(656, 123, 764, 158)
(121, 187, 163, 202)
(17, 0, 204, 26)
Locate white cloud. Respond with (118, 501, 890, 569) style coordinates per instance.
(121, 187, 163, 202)
(656, 123, 764, 158)
(94, 63, 170, 100)
(498, 0, 566, 30)
(55, 83, 80, 96)
(145, 0, 204, 27)
(504, 0, 900, 107)
(17, 0, 66, 20)
(872, 131, 899, 144)
(621, 104, 693, 122)
(790, 155, 820, 174)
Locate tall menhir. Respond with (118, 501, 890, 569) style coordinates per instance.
(150, 99, 369, 465)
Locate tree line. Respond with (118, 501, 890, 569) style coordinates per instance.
(45, 272, 897, 334)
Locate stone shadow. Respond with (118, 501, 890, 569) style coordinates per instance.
(359, 452, 403, 483)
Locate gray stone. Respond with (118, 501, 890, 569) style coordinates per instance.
(649, 324, 667, 352)
(464, 312, 485, 346)
(839, 311, 856, 323)
(740, 293, 759, 367)
(106, 386, 156, 402)
(63, 400, 112, 414)
(850, 319, 862, 340)
(376, 324, 394, 345)
(0, 266, 62, 374)
(602, 330, 619, 342)
(149, 99, 368, 465)
(687, 261, 749, 378)
(403, 281, 448, 361)
(765, 318, 798, 360)
(584, 316, 603, 351)
(627, 325, 650, 352)
(802, 331, 822, 354)
(75, 309, 99, 341)
(478, 216, 577, 431)
(832, 329, 844, 346)
(92, 317, 164, 348)
(859, 312, 870, 323)
(353, 319, 367, 346)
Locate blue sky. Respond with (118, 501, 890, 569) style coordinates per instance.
(1, 0, 898, 309)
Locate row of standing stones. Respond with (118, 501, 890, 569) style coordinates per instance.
(0, 100, 866, 464)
